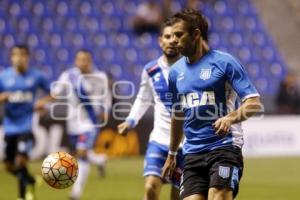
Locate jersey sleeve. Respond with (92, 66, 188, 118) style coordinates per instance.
(126, 68, 153, 127)
(168, 70, 181, 112)
(225, 56, 260, 101)
(97, 72, 112, 112)
(38, 72, 51, 94)
(51, 72, 70, 98)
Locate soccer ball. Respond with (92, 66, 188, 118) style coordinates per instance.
(41, 152, 78, 189)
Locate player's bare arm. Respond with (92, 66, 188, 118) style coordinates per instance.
(34, 95, 55, 111)
(162, 111, 184, 180)
(213, 96, 263, 136)
(118, 121, 131, 135)
(117, 69, 153, 136)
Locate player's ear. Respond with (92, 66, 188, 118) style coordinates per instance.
(158, 36, 163, 48)
(193, 29, 201, 40)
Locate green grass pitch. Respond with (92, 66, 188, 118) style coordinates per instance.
(0, 157, 299, 199)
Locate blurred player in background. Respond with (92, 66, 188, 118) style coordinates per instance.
(162, 9, 263, 200)
(118, 20, 183, 200)
(0, 44, 52, 200)
(52, 49, 111, 200)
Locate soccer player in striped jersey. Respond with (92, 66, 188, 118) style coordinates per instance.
(162, 10, 263, 200)
(0, 44, 52, 200)
(118, 20, 183, 200)
(52, 49, 111, 200)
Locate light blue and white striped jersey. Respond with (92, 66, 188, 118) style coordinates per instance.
(127, 56, 181, 146)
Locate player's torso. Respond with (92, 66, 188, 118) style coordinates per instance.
(0, 68, 40, 134)
(145, 58, 173, 146)
(177, 57, 228, 115)
(2, 68, 39, 104)
(174, 52, 239, 153)
(65, 68, 105, 134)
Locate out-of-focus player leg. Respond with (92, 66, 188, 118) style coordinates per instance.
(144, 175, 162, 200)
(143, 142, 165, 200)
(86, 130, 107, 178)
(143, 141, 183, 200)
(70, 135, 90, 200)
(4, 134, 36, 200)
(87, 150, 107, 178)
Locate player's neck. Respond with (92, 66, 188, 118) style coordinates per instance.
(14, 66, 28, 74)
(188, 50, 203, 64)
(79, 68, 92, 74)
(187, 42, 208, 64)
(163, 55, 179, 66)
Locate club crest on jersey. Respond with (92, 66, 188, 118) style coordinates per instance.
(153, 73, 161, 82)
(218, 166, 230, 179)
(199, 68, 211, 80)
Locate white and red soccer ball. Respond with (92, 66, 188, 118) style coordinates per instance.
(41, 152, 78, 189)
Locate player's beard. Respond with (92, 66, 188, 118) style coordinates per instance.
(15, 64, 28, 73)
(78, 65, 92, 74)
(164, 49, 179, 60)
(181, 43, 196, 58)
(165, 52, 179, 60)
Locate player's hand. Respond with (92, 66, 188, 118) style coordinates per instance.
(34, 99, 48, 116)
(117, 122, 131, 135)
(213, 116, 233, 137)
(162, 155, 177, 181)
(0, 92, 10, 102)
(34, 100, 46, 111)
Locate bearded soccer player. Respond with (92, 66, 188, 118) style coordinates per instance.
(0, 44, 52, 200)
(118, 20, 183, 200)
(162, 10, 263, 200)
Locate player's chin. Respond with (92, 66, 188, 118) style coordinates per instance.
(165, 50, 178, 58)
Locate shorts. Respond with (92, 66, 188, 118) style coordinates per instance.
(144, 141, 184, 188)
(180, 146, 244, 199)
(68, 130, 98, 152)
(4, 133, 34, 163)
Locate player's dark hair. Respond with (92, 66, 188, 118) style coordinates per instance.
(159, 18, 173, 36)
(12, 44, 30, 55)
(171, 9, 208, 42)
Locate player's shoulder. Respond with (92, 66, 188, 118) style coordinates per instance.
(28, 68, 44, 76)
(169, 57, 186, 75)
(63, 67, 77, 74)
(210, 50, 239, 64)
(0, 67, 13, 77)
(60, 67, 78, 77)
(143, 59, 159, 73)
(27, 69, 51, 89)
(0, 68, 10, 82)
(172, 57, 186, 68)
(92, 69, 108, 79)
